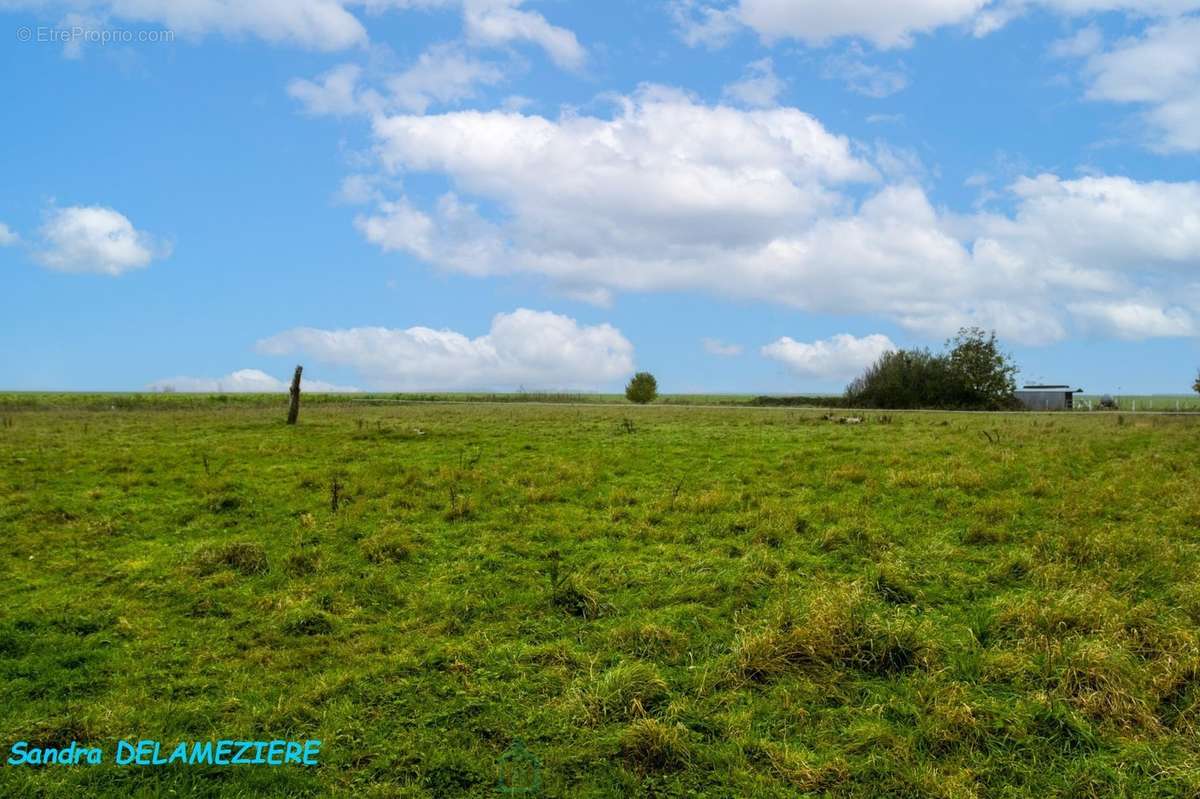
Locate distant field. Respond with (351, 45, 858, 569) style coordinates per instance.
(3, 391, 1198, 413)
(0, 392, 761, 411)
(1073, 394, 1200, 412)
(2, 399, 1199, 797)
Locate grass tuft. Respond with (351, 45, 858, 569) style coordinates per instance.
(734, 583, 931, 681)
(192, 541, 268, 576)
(551, 573, 601, 620)
(281, 609, 335, 637)
(574, 661, 669, 724)
(619, 718, 690, 772)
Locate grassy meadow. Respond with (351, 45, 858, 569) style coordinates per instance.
(2, 397, 1200, 797)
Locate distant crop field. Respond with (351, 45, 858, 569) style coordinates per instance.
(2, 399, 1199, 797)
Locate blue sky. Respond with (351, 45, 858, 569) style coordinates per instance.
(2, 0, 1199, 394)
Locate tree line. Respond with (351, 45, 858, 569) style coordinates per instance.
(844, 327, 1020, 410)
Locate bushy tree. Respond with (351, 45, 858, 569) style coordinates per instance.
(844, 349, 954, 409)
(946, 327, 1018, 409)
(625, 372, 658, 404)
(1193, 370, 1200, 395)
(844, 328, 1019, 410)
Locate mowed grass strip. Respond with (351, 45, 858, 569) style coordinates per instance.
(1, 400, 1199, 797)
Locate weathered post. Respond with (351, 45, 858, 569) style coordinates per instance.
(287, 365, 303, 425)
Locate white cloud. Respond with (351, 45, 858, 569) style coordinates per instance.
(1081, 15, 1200, 152)
(0, 223, 18, 246)
(4, 0, 587, 63)
(354, 197, 436, 258)
(148, 368, 359, 393)
(1011, 0, 1200, 16)
(289, 45, 506, 119)
(1048, 23, 1103, 59)
(702, 338, 743, 356)
(727, 0, 990, 49)
(34, 205, 168, 275)
(674, 1, 1200, 51)
(721, 58, 785, 108)
(288, 63, 366, 116)
(369, 86, 878, 247)
(822, 45, 909, 98)
(336, 173, 385, 205)
(460, 0, 585, 70)
(351, 90, 1200, 343)
(968, 174, 1200, 273)
(1067, 301, 1195, 339)
(255, 309, 635, 390)
(1, 0, 368, 50)
(762, 333, 896, 379)
(367, 0, 584, 66)
(385, 43, 506, 112)
(671, 0, 743, 48)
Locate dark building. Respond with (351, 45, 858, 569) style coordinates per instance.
(1014, 385, 1080, 411)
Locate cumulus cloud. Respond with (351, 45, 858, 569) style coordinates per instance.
(148, 368, 359, 393)
(0, 223, 18, 246)
(385, 43, 506, 112)
(288, 63, 366, 116)
(460, 0, 585, 70)
(33, 206, 168, 275)
(358, 0, 585, 67)
(685, 0, 990, 49)
(0, 0, 368, 50)
(255, 308, 635, 390)
(1079, 15, 1200, 152)
(674, 1, 1200, 50)
(1066, 301, 1195, 339)
(670, 0, 743, 48)
(5, 0, 587, 65)
(702, 338, 743, 356)
(762, 333, 896, 379)
(289, 46, 505, 117)
(721, 58, 785, 108)
(350, 89, 1200, 343)
(365, 86, 877, 265)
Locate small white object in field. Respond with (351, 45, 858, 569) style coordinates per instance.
(413, 428, 426, 436)
(843, 417, 863, 424)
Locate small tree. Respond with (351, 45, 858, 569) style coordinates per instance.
(625, 372, 658, 404)
(1193, 369, 1200, 395)
(946, 327, 1018, 409)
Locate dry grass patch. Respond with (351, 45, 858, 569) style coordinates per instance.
(619, 718, 691, 772)
(733, 583, 932, 682)
(573, 661, 669, 724)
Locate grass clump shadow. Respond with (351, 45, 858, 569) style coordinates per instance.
(552, 574, 601, 619)
(281, 609, 335, 637)
(733, 583, 932, 682)
(754, 743, 849, 793)
(192, 541, 268, 576)
(284, 549, 320, 577)
(360, 532, 418, 564)
(546, 553, 602, 619)
(619, 718, 691, 772)
(573, 661, 669, 724)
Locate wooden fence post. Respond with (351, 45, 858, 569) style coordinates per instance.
(287, 365, 303, 425)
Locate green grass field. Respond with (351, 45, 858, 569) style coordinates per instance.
(3, 398, 1199, 797)
(1073, 395, 1200, 412)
